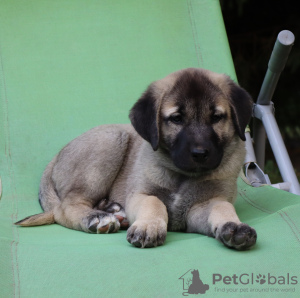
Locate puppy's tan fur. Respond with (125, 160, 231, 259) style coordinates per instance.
(16, 68, 257, 250)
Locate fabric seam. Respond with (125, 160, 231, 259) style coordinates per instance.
(239, 190, 300, 245)
(0, 39, 20, 297)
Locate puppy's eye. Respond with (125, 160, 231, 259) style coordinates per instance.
(169, 114, 183, 124)
(211, 114, 224, 123)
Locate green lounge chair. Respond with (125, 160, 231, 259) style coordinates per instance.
(1, 1, 299, 297)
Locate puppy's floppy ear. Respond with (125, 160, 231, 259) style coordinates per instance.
(229, 82, 253, 141)
(129, 85, 160, 151)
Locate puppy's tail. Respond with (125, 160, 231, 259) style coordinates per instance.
(15, 211, 55, 227)
(15, 155, 60, 227)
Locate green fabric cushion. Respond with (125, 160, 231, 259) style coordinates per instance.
(1, 1, 299, 297)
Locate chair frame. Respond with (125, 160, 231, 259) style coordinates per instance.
(244, 30, 300, 195)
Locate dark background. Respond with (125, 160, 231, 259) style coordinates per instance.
(221, 0, 300, 182)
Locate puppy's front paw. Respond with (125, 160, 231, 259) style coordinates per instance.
(126, 220, 167, 248)
(85, 211, 120, 234)
(217, 222, 257, 250)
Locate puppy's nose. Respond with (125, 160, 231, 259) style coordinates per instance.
(191, 148, 209, 162)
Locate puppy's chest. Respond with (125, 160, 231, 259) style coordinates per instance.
(151, 179, 220, 231)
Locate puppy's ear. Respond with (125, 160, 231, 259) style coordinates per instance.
(129, 86, 160, 151)
(229, 82, 253, 141)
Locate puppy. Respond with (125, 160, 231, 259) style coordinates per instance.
(16, 68, 257, 250)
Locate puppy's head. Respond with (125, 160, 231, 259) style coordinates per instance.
(129, 68, 252, 173)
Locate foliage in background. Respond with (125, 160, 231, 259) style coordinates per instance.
(221, 0, 300, 183)
(264, 160, 300, 184)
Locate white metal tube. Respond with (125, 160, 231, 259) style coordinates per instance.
(244, 131, 256, 164)
(257, 105, 300, 195)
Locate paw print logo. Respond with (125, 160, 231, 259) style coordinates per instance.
(256, 274, 266, 284)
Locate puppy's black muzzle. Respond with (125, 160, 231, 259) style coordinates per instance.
(170, 126, 224, 173)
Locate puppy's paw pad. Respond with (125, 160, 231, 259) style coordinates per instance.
(87, 212, 120, 234)
(126, 220, 167, 248)
(119, 218, 129, 229)
(97, 214, 120, 234)
(104, 203, 128, 229)
(219, 222, 257, 250)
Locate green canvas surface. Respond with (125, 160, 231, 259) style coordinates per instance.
(1, 1, 299, 297)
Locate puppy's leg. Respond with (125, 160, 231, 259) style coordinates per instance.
(126, 194, 168, 248)
(54, 194, 120, 234)
(186, 198, 257, 250)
